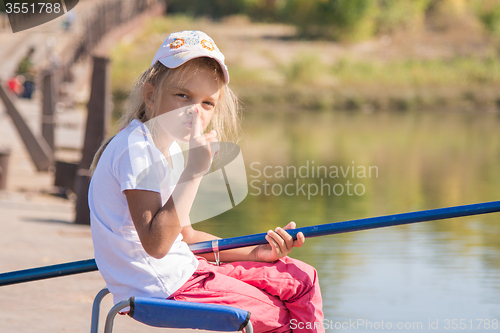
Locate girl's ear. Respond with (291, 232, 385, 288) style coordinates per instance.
(142, 82, 156, 112)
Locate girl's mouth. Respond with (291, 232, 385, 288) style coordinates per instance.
(185, 122, 192, 129)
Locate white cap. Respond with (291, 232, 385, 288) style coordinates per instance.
(151, 30, 229, 83)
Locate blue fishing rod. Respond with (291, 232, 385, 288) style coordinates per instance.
(1, 200, 500, 287)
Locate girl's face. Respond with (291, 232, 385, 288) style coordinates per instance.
(149, 68, 221, 143)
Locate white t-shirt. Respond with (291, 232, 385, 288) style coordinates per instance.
(89, 119, 198, 304)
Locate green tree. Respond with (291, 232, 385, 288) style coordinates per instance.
(471, 0, 500, 36)
(166, 0, 248, 18)
(375, 0, 431, 34)
(282, 0, 378, 41)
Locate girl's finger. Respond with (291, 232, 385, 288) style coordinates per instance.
(204, 130, 217, 141)
(267, 229, 288, 254)
(190, 107, 203, 140)
(265, 233, 280, 254)
(294, 231, 305, 248)
(274, 227, 293, 251)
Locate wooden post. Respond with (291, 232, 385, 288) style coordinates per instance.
(0, 148, 11, 190)
(0, 81, 53, 172)
(75, 56, 111, 225)
(42, 71, 56, 152)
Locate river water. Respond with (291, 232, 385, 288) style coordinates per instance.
(195, 109, 500, 332)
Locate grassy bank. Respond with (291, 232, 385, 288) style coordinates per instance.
(229, 47, 500, 112)
(110, 15, 500, 117)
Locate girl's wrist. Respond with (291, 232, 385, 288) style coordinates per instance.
(250, 246, 262, 262)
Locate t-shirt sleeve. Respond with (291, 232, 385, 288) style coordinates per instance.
(113, 130, 169, 193)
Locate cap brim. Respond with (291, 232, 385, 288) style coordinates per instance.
(155, 51, 230, 84)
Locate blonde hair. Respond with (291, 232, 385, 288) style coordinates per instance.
(90, 58, 240, 174)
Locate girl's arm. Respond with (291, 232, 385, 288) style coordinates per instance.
(181, 222, 305, 263)
(125, 169, 203, 259)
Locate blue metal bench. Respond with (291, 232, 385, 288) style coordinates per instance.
(90, 288, 253, 333)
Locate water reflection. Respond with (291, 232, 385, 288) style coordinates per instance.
(195, 110, 500, 331)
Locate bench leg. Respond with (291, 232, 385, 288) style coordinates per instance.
(103, 300, 132, 333)
(90, 288, 110, 333)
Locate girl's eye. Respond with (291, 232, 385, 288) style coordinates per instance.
(176, 93, 188, 99)
(203, 101, 215, 108)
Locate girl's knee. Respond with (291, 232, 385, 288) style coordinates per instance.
(279, 257, 319, 286)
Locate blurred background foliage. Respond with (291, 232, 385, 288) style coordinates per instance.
(108, 0, 500, 121)
(165, 0, 500, 41)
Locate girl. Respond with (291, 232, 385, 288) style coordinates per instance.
(89, 30, 324, 332)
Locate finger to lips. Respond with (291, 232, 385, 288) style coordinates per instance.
(191, 107, 203, 139)
(189, 108, 197, 138)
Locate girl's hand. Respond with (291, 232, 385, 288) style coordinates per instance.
(185, 107, 217, 177)
(255, 221, 305, 262)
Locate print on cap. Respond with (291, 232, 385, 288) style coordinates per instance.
(151, 30, 230, 83)
(170, 39, 185, 49)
